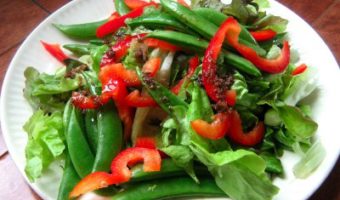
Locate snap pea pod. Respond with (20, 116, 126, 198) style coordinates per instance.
(112, 177, 226, 200)
(147, 31, 261, 76)
(114, 0, 131, 15)
(84, 110, 99, 153)
(126, 12, 189, 33)
(63, 100, 73, 136)
(57, 155, 80, 200)
(54, 20, 106, 39)
(92, 101, 123, 172)
(160, 0, 266, 56)
(63, 44, 98, 57)
(66, 106, 95, 177)
(90, 45, 109, 74)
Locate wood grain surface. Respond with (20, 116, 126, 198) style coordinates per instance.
(0, 0, 339, 199)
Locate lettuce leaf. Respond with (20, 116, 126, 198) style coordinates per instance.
(23, 110, 65, 181)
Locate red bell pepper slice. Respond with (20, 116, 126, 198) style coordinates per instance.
(117, 101, 135, 140)
(125, 90, 157, 107)
(191, 112, 230, 140)
(135, 136, 157, 149)
(250, 29, 277, 42)
(69, 147, 161, 198)
(101, 33, 147, 66)
(291, 63, 307, 76)
(71, 92, 103, 109)
(226, 90, 237, 106)
(228, 110, 265, 146)
(108, 12, 120, 21)
(96, 4, 155, 38)
(171, 55, 199, 94)
(142, 57, 162, 77)
(41, 41, 68, 63)
(144, 38, 181, 52)
(224, 17, 290, 74)
(124, 0, 151, 9)
(99, 63, 141, 86)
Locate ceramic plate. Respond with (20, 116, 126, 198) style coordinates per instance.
(1, 0, 339, 199)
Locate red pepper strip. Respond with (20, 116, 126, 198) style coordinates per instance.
(135, 136, 157, 149)
(228, 110, 265, 146)
(250, 29, 277, 42)
(177, 0, 190, 7)
(96, 4, 155, 38)
(71, 92, 103, 109)
(226, 90, 237, 107)
(144, 38, 181, 52)
(291, 63, 307, 76)
(124, 0, 151, 9)
(125, 90, 157, 107)
(171, 55, 199, 94)
(100, 63, 141, 86)
(41, 41, 68, 63)
(142, 57, 162, 77)
(108, 12, 120, 21)
(116, 101, 135, 140)
(69, 147, 161, 198)
(224, 17, 290, 74)
(101, 33, 147, 66)
(191, 112, 230, 140)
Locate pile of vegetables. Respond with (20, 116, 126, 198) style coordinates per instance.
(22, 0, 325, 199)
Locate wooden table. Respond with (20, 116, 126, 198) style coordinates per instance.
(0, 0, 339, 199)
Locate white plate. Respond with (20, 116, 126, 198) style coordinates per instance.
(1, 0, 339, 199)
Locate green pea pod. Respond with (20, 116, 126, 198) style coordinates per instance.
(160, 0, 266, 56)
(114, 0, 131, 15)
(112, 177, 226, 200)
(63, 44, 98, 57)
(126, 12, 189, 33)
(91, 45, 109, 74)
(66, 106, 95, 177)
(63, 100, 73, 136)
(57, 155, 80, 200)
(84, 110, 99, 153)
(54, 20, 107, 39)
(90, 39, 105, 46)
(92, 101, 123, 172)
(147, 31, 261, 76)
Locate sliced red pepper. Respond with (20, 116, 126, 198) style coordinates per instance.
(96, 4, 155, 38)
(226, 90, 237, 107)
(228, 110, 265, 146)
(116, 101, 135, 140)
(108, 12, 120, 21)
(224, 17, 290, 74)
(125, 90, 157, 107)
(177, 0, 190, 7)
(135, 136, 157, 149)
(41, 41, 68, 63)
(191, 112, 230, 140)
(171, 55, 199, 95)
(124, 0, 151, 9)
(99, 63, 141, 86)
(142, 57, 162, 77)
(250, 29, 277, 42)
(101, 33, 146, 66)
(144, 38, 181, 52)
(71, 92, 102, 109)
(291, 63, 307, 76)
(69, 147, 161, 198)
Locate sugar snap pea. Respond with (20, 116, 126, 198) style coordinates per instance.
(57, 155, 80, 200)
(84, 110, 99, 153)
(63, 44, 98, 57)
(112, 177, 226, 200)
(92, 101, 123, 172)
(114, 0, 131, 15)
(54, 20, 106, 39)
(147, 31, 261, 76)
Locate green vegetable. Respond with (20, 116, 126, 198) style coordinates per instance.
(91, 45, 109, 74)
(57, 155, 80, 200)
(84, 110, 99, 153)
(63, 44, 98, 57)
(260, 153, 283, 174)
(251, 14, 288, 33)
(114, 0, 131, 15)
(23, 110, 65, 181)
(113, 177, 226, 200)
(54, 20, 107, 39)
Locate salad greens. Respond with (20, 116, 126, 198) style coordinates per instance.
(21, 0, 324, 199)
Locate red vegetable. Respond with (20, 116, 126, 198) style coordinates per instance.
(250, 29, 277, 42)
(224, 17, 290, 74)
(291, 63, 307, 76)
(116, 101, 135, 140)
(135, 136, 157, 149)
(125, 90, 157, 107)
(177, 0, 190, 7)
(108, 12, 120, 21)
(191, 112, 230, 140)
(142, 57, 162, 77)
(144, 38, 181, 52)
(69, 147, 161, 198)
(101, 33, 146, 66)
(228, 110, 265, 146)
(124, 0, 151, 9)
(71, 92, 102, 109)
(99, 63, 141, 86)
(41, 41, 68, 63)
(96, 4, 155, 38)
(226, 90, 237, 106)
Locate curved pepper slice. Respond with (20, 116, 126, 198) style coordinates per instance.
(100, 63, 141, 86)
(125, 90, 158, 107)
(69, 147, 161, 198)
(226, 90, 237, 106)
(124, 0, 151, 9)
(191, 112, 230, 140)
(142, 57, 162, 77)
(291, 63, 307, 76)
(41, 41, 68, 63)
(144, 38, 181, 52)
(250, 29, 277, 42)
(228, 110, 265, 146)
(224, 17, 290, 74)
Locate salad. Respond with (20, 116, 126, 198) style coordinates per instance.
(22, 0, 326, 199)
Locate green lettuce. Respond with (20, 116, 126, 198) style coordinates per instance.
(23, 110, 65, 181)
